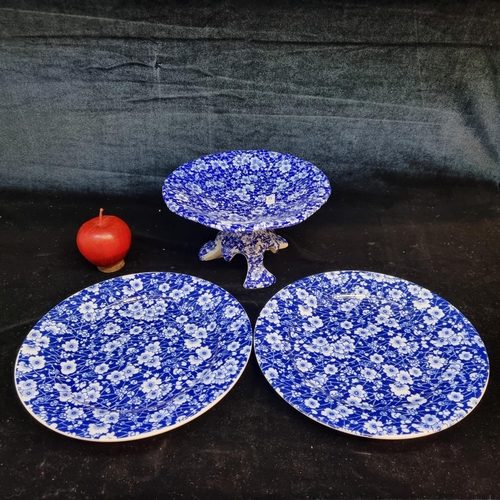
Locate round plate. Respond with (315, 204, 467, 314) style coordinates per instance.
(254, 271, 489, 439)
(162, 149, 331, 232)
(15, 273, 252, 441)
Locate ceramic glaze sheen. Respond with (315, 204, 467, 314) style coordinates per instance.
(14, 272, 252, 441)
(162, 150, 331, 288)
(162, 150, 331, 232)
(254, 271, 490, 439)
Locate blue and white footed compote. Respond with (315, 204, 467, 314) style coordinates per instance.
(162, 150, 331, 288)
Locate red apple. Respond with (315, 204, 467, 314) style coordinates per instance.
(76, 208, 132, 273)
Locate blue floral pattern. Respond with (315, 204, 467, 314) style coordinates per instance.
(199, 230, 289, 289)
(162, 150, 331, 232)
(254, 271, 490, 439)
(15, 273, 252, 441)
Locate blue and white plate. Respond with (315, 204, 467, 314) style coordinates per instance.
(254, 271, 489, 439)
(162, 150, 331, 232)
(15, 273, 252, 441)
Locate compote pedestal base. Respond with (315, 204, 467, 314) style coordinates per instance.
(199, 230, 288, 289)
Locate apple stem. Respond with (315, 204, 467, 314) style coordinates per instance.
(99, 208, 104, 225)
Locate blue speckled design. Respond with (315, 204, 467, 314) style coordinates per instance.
(15, 273, 252, 442)
(254, 271, 489, 439)
(162, 150, 331, 233)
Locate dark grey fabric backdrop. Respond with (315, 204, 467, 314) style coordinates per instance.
(1, 1, 499, 195)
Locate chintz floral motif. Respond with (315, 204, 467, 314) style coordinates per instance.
(162, 150, 331, 232)
(214, 230, 289, 289)
(254, 271, 489, 439)
(15, 273, 252, 441)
